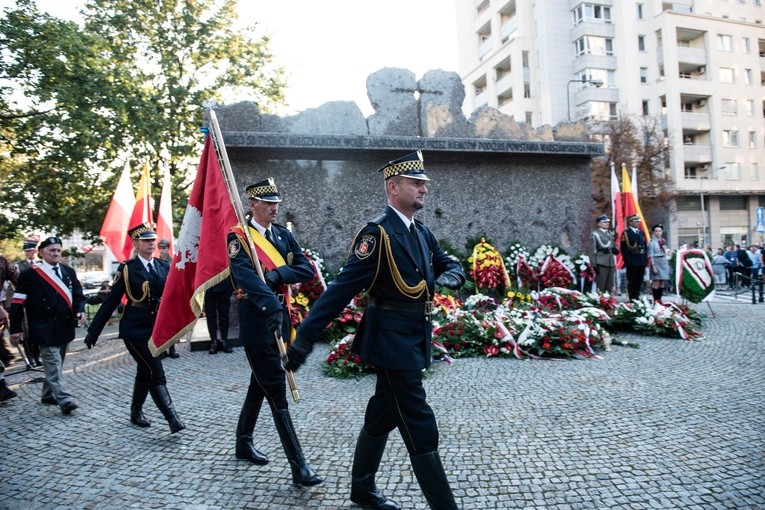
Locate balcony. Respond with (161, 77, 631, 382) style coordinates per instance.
(500, 17, 519, 42)
(682, 144, 712, 164)
(479, 38, 493, 59)
(681, 112, 711, 131)
(571, 22, 616, 41)
(570, 0, 613, 8)
(475, 90, 488, 108)
(496, 72, 513, 95)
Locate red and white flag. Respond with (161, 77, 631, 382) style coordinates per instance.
(610, 162, 624, 269)
(99, 161, 135, 261)
(123, 161, 154, 260)
(149, 136, 238, 355)
(621, 164, 650, 241)
(155, 161, 174, 257)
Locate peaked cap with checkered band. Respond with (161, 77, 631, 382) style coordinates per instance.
(376, 150, 429, 181)
(246, 177, 282, 202)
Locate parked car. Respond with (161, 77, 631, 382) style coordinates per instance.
(80, 271, 111, 289)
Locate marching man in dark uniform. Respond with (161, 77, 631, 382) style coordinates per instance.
(589, 214, 619, 294)
(285, 151, 465, 510)
(9, 237, 86, 414)
(620, 214, 648, 301)
(84, 223, 185, 433)
(226, 178, 322, 486)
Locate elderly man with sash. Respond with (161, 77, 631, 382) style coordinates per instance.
(9, 237, 86, 414)
(226, 177, 322, 487)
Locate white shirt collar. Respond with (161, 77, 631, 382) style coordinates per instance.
(250, 219, 272, 238)
(388, 204, 414, 229)
(137, 254, 154, 270)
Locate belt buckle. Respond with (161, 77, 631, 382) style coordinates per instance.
(424, 302, 432, 322)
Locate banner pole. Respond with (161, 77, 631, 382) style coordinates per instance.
(206, 107, 301, 403)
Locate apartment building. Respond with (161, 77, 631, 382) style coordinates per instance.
(456, 0, 765, 249)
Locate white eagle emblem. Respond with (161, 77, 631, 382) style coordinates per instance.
(175, 204, 202, 270)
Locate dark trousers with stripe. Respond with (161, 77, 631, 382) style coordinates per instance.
(363, 367, 439, 455)
(123, 338, 167, 387)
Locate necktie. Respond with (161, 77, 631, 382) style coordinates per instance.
(147, 262, 156, 276)
(265, 229, 276, 247)
(52, 266, 61, 279)
(409, 224, 424, 265)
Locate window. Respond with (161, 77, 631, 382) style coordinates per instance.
(574, 36, 614, 57)
(640, 67, 648, 83)
(589, 101, 617, 120)
(746, 99, 755, 116)
(743, 37, 751, 53)
(720, 195, 745, 209)
(642, 100, 650, 116)
(744, 69, 753, 85)
(637, 3, 644, 19)
(721, 98, 737, 114)
(525, 112, 533, 124)
(752, 163, 760, 181)
(572, 4, 612, 24)
(750, 131, 758, 148)
(723, 130, 739, 147)
(638, 35, 646, 51)
(579, 68, 615, 88)
(677, 196, 701, 211)
(522, 51, 529, 68)
(717, 34, 733, 51)
(523, 84, 531, 98)
(719, 67, 735, 83)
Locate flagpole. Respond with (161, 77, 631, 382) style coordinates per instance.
(206, 107, 301, 404)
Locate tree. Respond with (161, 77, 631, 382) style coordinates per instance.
(590, 114, 678, 227)
(0, 0, 285, 240)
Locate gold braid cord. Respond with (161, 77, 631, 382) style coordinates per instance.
(378, 226, 428, 300)
(122, 265, 149, 303)
(622, 231, 639, 252)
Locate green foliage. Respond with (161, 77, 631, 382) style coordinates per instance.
(1, 0, 286, 239)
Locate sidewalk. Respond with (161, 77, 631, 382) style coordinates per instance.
(1, 301, 763, 509)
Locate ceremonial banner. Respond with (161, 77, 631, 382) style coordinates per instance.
(123, 161, 154, 260)
(610, 162, 624, 269)
(675, 246, 715, 303)
(155, 161, 174, 257)
(621, 164, 650, 240)
(99, 161, 135, 262)
(149, 136, 238, 355)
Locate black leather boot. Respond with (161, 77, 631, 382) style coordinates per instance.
(130, 381, 151, 427)
(219, 331, 233, 353)
(208, 335, 218, 355)
(273, 409, 323, 486)
(350, 428, 400, 510)
(149, 385, 185, 433)
(235, 398, 269, 465)
(410, 451, 459, 510)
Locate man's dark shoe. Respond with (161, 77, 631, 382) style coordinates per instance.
(60, 401, 78, 415)
(41, 396, 57, 405)
(0, 380, 17, 402)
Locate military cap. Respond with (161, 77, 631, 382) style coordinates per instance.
(246, 178, 282, 202)
(38, 236, 63, 250)
(627, 215, 641, 222)
(22, 240, 37, 251)
(158, 239, 171, 248)
(128, 222, 158, 240)
(651, 224, 663, 231)
(596, 214, 610, 223)
(377, 150, 430, 181)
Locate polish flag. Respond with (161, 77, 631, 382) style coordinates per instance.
(149, 136, 238, 355)
(155, 162, 174, 257)
(123, 161, 154, 260)
(99, 162, 136, 261)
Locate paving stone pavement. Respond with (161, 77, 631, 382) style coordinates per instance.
(1, 301, 763, 510)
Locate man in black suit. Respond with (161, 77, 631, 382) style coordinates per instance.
(286, 151, 465, 510)
(226, 178, 321, 486)
(85, 222, 185, 433)
(620, 215, 648, 301)
(9, 237, 86, 414)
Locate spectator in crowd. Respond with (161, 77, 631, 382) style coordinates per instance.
(724, 246, 738, 288)
(0, 255, 19, 400)
(711, 249, 732, 285)
(735, 244, 752, 287)
(157, 239, 172, 263)
(85, 223, 185, 433)
(748, 245, 762, 282)
(9, 237, 86, 415)
(205, 279, 234, 354)
(0, 305, 16, 401)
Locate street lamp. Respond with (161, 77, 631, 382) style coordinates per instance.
(567, 77, 604, 121)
